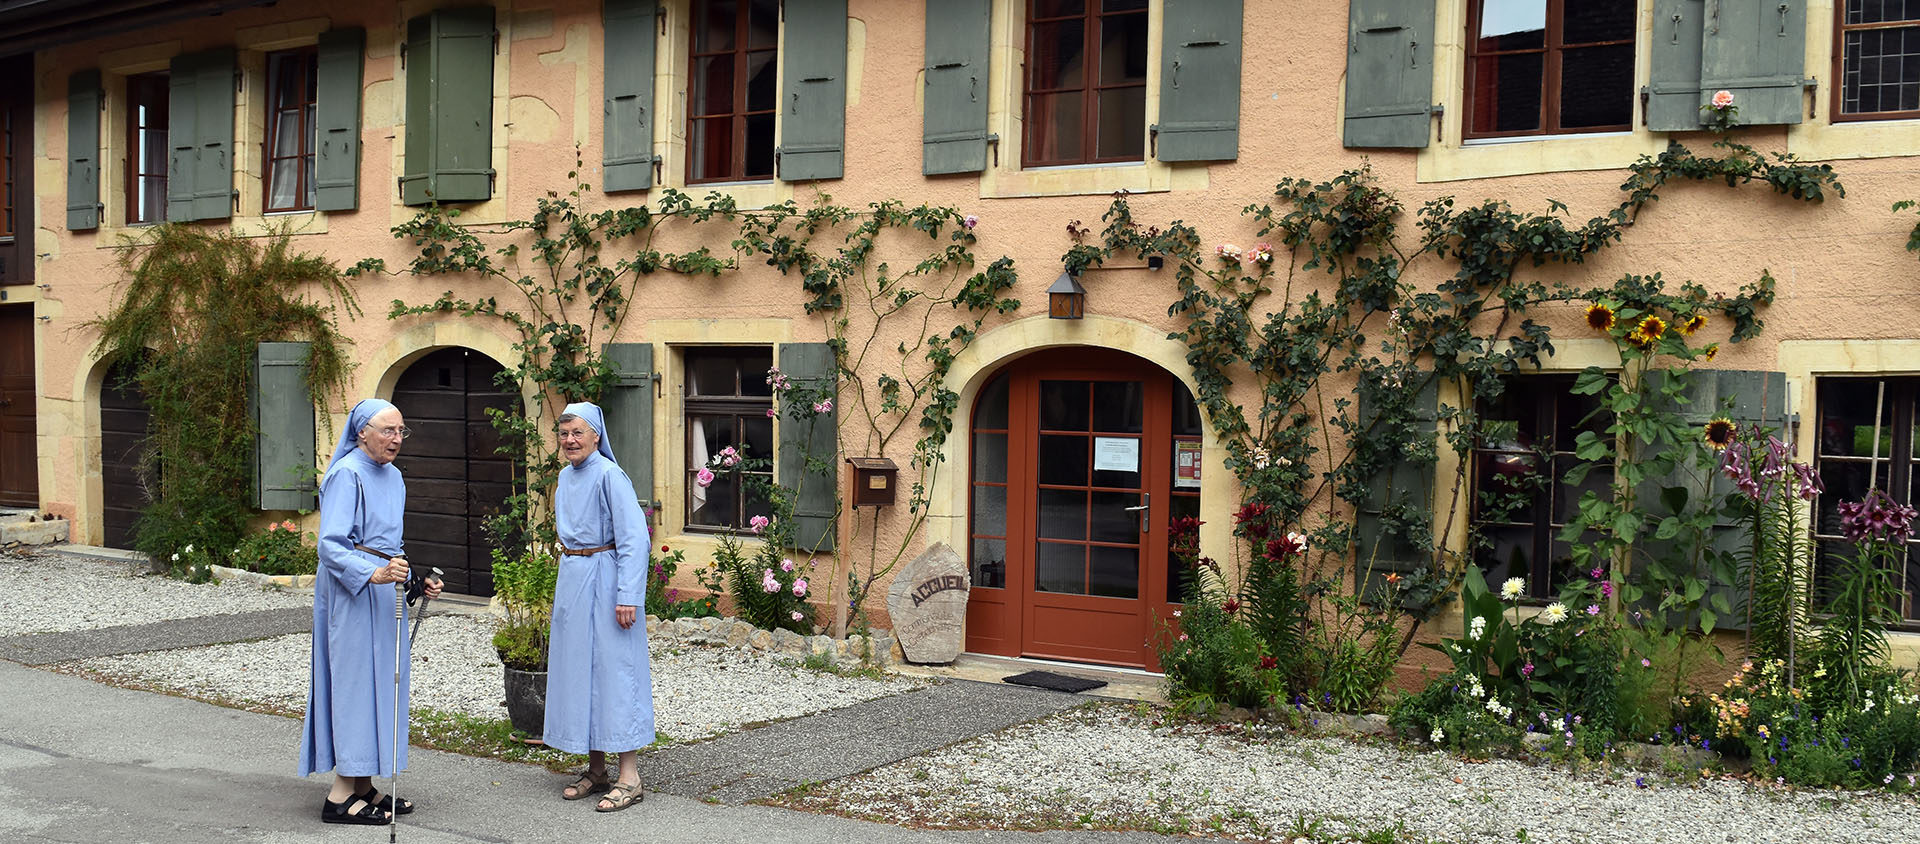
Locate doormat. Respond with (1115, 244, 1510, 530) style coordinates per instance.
(1002, 670, 1107, 694)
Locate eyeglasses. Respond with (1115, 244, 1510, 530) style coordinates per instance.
(557, 429, 597, 442)
(370, 426, 412, 441)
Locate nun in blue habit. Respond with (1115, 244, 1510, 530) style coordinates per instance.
(298, 398, 438, 824)
(547, 401, 655, 813)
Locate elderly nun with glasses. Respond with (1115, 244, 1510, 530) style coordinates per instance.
(298, 398, 440, 824)
(547, 401, 656, 813)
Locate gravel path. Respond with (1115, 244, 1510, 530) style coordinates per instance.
(784, 704, 1920, 844)
(0, 550, 309, 635)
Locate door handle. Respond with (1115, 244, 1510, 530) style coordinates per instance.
(1124, 493, 1149, 533)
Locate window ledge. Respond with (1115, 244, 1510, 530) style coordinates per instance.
(979, 158, 1207, 199)
(1417, 131, 1668, 183)
(1787, 117, 1920, 162)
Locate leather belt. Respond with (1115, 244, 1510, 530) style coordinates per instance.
(354, 543, 397, 561)
(561, 543, 616, 557)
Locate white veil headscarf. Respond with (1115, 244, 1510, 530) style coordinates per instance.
(322, 398, 398, 483)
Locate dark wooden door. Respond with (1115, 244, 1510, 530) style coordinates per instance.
(99, 356, 152, 548)
(0, 305, 35, 507)
(966, 348, 1188, 669)
(391, 348, 516, 596)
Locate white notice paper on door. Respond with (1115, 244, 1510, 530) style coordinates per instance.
(1092, 437, 1140, 473)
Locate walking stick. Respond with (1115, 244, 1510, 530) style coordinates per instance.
(392, 570, 404, 843)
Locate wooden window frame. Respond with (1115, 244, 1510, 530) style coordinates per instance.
(125, 71, 169, 225)
(1463, 0, 1635, 141)
(2, 82, 13, 242)
(686, 0, 778, 185)
(262, 47, 319, 214)
(1021, 0, 1149, 168)
(1811, 376, 1920, 627)
(1468, 374, 1611, 601)
(1831, 3, 1920, 122)
(682, 346, 775, 533)
(0, 55, 27, 284)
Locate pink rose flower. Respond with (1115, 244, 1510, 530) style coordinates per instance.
(780, 558, 795, 572)
(963, 214, 978, 230)
(1711, 89, 1734, 109)
(792, 579, 808, 597)
(696, 467, 715, 487)
(766, 408, 776, 417)
(791, 611, 804, 622)
(749, 515, 770, 534)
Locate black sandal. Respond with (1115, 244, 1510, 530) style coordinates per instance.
(320, 795, 391, 825)
(357, 786, 414, 815)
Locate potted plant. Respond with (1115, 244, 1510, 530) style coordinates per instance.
(490, 544, 558, 739)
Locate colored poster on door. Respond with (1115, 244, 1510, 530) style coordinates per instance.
(1174, 440, 1201, 489)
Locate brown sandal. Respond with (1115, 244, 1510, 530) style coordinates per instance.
(595, 781, 643, 813)
(562, 769, 610, 801)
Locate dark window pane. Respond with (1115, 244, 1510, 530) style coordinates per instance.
(744, 113, 775, 178)
(688, 353, 738, 395)
(1089, 545, 1139, 598)
(1102, 0, 1146, 11)
(1089, 490, 1139, 542)
(692, 56, 736, 116)
(1474, 449, 1543, 524)
(1034, 0, 1088, 18)
(1038, 488, 1087, 540)
(1092, 381, 1142, 433)
(1477, 0, 1546, 51)
(977, 373, 1010, 429)
(748, 0, 779, 48)
(1818, 379, 1893, 457)
(690, 117, 733, 181)
(695, 0, 738, 52)
(1172, 383, 1202, 436)
(1026, 92, 1085, 162)
(974, 432, 1008, 483)
(743, 415, 773, 458)
(974, 484, 1007, 536)
(1035, 541, 1086, 593)
(1038, 434, 1088, 485)
(972, 538, 1008, 589)
(1476, 525, 1534, 588)
(1842, 25, 1920, 114)
(1553, 455, 1610, 526)
(690, 470, 737, 526)
(1470, 52, 1544, 133)
(1166, 493, 1200, 602)
(1558, 44, 1633, 128)
(1561, 0, 1634, 45)
(1095, 88, 1145, 159)
(1030, 20, 1086, 90)
(746, 50, 776, 112)
(1040, 380, 1089, 430)
(1849, 0, 1920, 25)
(1098, 12, 1148, 85)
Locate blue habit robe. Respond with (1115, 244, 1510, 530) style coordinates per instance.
(298, 448, 412, 777)
(543, 451, 656, 754)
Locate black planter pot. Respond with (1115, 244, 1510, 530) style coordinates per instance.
(502, 664, 547, 738)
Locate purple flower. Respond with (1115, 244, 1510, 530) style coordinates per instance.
(1601, 580, 1614, 599)
(1585, 604, 1601, 616)
(963, 214, 978, 230)
(1838, 488, 1918, 544)
(1522, 662, 1535, 677)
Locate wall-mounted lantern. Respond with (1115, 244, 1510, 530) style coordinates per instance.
(1047, 271, 1086, 320)
(846, 456, 899, 508)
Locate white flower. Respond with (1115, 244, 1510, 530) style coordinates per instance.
(184, 544, 194, 554)
(1468, 616, 1486, 641)
(1285, 531, 1310, 554)
(1467, 677, 1485, 699)
(1541, 602, 1569, 624)
(171, 553, 180, 562)
(1429, 727, 1445, 743)
(1500, 577, 1525, 600)
(1485, 697, 1503, 714)
(1864, 699, 1876, 712)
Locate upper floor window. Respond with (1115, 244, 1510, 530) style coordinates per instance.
(684, 346, 775, 531)
(1812, 377, 1920, 625)
(688, 0, 778, 184)
(126, 72, 169, 225)
(1835, 2, 1920, 120)
(1470, 374, 1611, 600)
(1, 54, 29, 284)
(1022, 0, 1148, 167)
(264, 47, 318, 213)
(1465, 0, 1634, 139)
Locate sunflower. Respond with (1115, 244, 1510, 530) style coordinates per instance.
(1703, 417, 1736, 450)
(1585, 302, 1617, 332)
(1629, 314, 1667, 347)
(1702, 343, 1720, 362)
(1678, 313, 1707, 335)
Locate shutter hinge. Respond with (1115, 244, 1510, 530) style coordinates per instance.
(1804, 76, 1819, 119)
(1431, 104, 1444, 142)
(493, 29, 501, 55)
(658, 6, 667, 36)
(987, 133, 1000, 167)
(652, 154, 663, 184)
(399, 42, 407, 69)
(1640, 86, 1650, 126)
(1148, 124, 1157, 157)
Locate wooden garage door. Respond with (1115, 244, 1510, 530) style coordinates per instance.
(100, 357, 152, 549)
(0, 305, 35, 508)
(391, 348, 516, 596)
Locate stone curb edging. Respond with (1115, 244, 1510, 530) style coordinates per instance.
(208, 564, 315, 590)
(644, 614, 904, 670)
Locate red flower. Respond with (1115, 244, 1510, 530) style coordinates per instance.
(1233, 502, 1271, 540)
(1222, 598, 1240, 615)
(1258, 655, 1278, 671)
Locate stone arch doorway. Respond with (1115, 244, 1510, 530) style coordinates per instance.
(98, 355, 153, 550)
(390, 347, 517, 596)
(964, 347, 1202, 669)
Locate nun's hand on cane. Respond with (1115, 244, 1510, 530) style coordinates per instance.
(372, 558, 410, 586)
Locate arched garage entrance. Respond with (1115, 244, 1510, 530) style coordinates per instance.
(965, 348, 1201, 669)
(99, 356, 153, 550)
(390, 347, 517, 596)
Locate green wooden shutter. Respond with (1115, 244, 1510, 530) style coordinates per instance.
(1341, 0, 1435, 148)
(777, 0, 846, 182)
(602, 342, 658, 516)
(1635, 369, 1788, 633)
(167, 48, 236, 222)
(778, 343, 838, 552)
(921, 0, 992, 175)
(253, 342, 316, 511)
(603, 0, 657, 192)
(402, 6, 495, 205)
(66, 69, 101, 231)
(1700, 0, 1806, 126)
(1154, 0, 1241, 162)
(1353, 373, 1439, 575)
(1645, 0, 1706, 131)
(314, 28, 365, 212)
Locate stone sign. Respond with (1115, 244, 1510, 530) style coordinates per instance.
(885, 542, 969, 664)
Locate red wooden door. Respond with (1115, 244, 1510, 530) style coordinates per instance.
(0, 305, 37, 508)
(965, 348, 1188, 669)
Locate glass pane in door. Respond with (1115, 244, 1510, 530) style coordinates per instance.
(1033, 378, 1143, 598)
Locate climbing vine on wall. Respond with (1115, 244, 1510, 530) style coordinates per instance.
(91, 224, 357, 577)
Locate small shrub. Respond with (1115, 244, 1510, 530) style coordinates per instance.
(490, 545, 558, 671)
(228, 519, 318, 576)
(644, 545, 717, 620)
